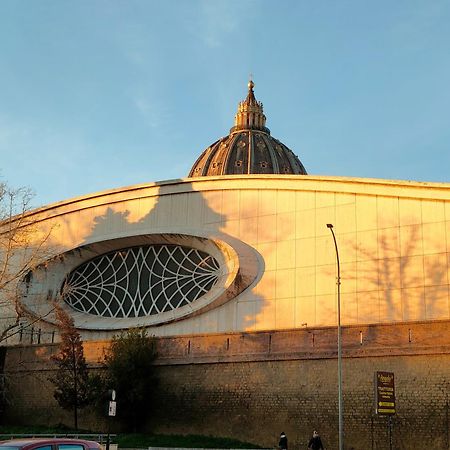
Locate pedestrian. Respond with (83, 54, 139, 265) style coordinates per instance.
(307, 430, 324, 450)
(278, 432, 288, 450)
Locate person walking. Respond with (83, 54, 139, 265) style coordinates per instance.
(307, 430, 324, 450)
(278, 432, 288, 450)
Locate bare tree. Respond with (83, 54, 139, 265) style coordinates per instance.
(0, 181, 53, 343)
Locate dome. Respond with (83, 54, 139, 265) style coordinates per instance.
(188, 80, 307, 177)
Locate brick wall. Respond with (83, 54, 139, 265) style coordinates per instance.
(2, 344, 107, 431)
(151, 356, 449, 450)
(3, 320, 450, 450)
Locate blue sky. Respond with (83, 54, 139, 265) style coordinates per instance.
(1, 0, 450, 208)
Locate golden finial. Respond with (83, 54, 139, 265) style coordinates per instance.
(248, 74, 254, 91)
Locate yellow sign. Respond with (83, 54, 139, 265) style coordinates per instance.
(375, 371, 396, 415)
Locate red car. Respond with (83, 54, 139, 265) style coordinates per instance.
(0, 439, 101, 450)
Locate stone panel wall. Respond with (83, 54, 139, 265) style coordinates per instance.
(3, 321, 450, 450)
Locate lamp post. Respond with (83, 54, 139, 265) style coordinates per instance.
(326, 223, 343, 450)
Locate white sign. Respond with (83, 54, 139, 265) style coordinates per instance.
(108, 400, 117, 417)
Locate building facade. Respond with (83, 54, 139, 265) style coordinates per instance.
(2, 82, 450, 449)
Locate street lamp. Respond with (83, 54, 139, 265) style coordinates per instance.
(326, 223, 343, 450)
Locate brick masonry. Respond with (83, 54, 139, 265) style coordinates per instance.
(3, 320, 450, 450)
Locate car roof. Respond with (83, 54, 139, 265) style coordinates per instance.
(0, 439, 100, 448)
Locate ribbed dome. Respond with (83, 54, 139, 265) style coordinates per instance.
(188, 81, 307, 177)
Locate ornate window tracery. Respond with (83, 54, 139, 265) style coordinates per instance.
(62, 245, 221, 318)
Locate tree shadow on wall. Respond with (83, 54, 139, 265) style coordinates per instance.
(339, 223, 450, 450)
(77, 179, 267, 335)
(343, 224, 449, 323)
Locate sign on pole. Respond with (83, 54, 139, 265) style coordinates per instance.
(375, 371, 396, 415)
(108, 400, 117, 417)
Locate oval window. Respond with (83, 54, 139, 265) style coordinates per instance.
(62, 245, 221, 318)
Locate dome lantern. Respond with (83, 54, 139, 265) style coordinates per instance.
(230, 79, 269, 134)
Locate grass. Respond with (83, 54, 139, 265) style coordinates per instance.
(116, 433, 262, 448)
(0, 426, 262, 449)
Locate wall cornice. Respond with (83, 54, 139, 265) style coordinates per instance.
(11, 174, 450, 227)
(4, 320, 450, 372)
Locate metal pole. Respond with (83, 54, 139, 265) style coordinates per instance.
(446, 394, 449, 450)
(327, 223, 343, 450)
(388, 416, 393, 450)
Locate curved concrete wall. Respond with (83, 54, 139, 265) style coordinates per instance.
(4, 174, 450, 340)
